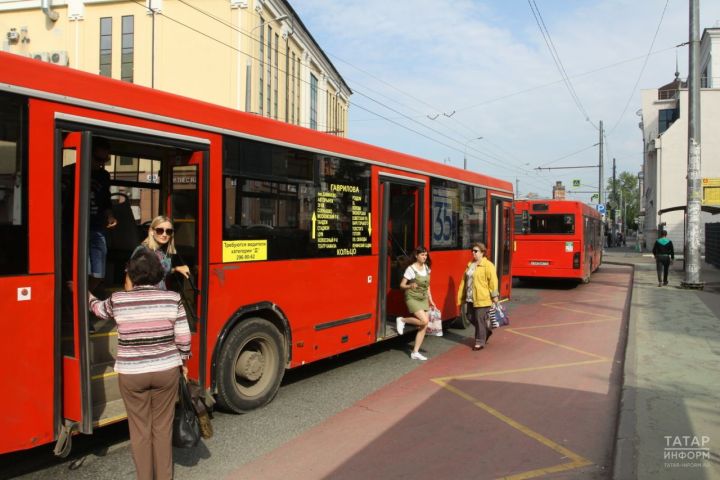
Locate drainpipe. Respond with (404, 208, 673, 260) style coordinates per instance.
(42, 0, 59, 22)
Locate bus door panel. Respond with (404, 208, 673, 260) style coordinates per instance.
(59, 131, 93, 434)
(377, 175, 424, 340)
(167, 154, 206, 383)
(490, 196, 512, 298)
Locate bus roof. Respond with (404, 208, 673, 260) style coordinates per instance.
(0, 52, 513, 194)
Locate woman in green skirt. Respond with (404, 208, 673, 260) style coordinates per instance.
(396, 246, 436, 360)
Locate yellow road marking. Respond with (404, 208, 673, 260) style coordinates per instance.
(432, 358, 608, 383)
(434, 379, 593, 478)
(539, 302, 616, 319)
(506, 329, 609, 360)
(512, 318, 615, 330)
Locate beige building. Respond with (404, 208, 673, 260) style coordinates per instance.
(639, 27, 720, 253)
(0, 0, 350, 136)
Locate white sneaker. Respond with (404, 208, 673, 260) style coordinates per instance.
(396, 317, 405, 335)
(410, 351, 427, 361)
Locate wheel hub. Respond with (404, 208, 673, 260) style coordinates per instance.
(236, 350, 264, 381)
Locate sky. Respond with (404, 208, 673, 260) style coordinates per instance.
(290, 0, 720, 203)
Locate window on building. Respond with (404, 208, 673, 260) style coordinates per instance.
(290, 52, 296, 124)
(266, 26, 272, 117)
(0, 92, 28, 275)
(273, 33, 279, 119)
(296, 57, 301, 124)
(310, 74, 318, 130)
(99, 17, 112, 77)
(121, 15, 134, 82)
(658, 108, 678, 135)
(258, 17, 264, 115)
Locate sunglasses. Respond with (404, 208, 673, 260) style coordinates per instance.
(154, 227, 174, 236)
(471, 249, 480, 253)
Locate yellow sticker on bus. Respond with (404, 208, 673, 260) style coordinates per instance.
(222, 240, 268, 262)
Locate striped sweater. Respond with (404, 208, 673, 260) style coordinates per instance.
(89, 286, 192, 374)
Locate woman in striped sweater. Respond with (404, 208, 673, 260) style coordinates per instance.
(89, 248, 191, 480)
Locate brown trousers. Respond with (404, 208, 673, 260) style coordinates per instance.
(119, 367, 180, 480)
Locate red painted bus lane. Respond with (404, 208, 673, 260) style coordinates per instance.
(231, 265, 631, 480)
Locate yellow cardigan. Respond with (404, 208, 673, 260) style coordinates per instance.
(456, 257, 499, 308)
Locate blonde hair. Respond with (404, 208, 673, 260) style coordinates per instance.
(143, 215, 177, 255)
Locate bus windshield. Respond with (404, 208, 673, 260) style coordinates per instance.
(528, 214, 575, 234)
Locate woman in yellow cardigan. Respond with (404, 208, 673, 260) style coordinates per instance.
(457, 242, 499, 351)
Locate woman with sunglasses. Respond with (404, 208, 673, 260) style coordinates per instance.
(457, 243, 499, 351)
(396, 246, 436, 361)
(131, 215, 190, 290)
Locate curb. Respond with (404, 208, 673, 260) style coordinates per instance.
(604, 260, 637, 480)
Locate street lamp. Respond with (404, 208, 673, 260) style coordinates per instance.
(463, 136, 483, 170)
(250, 14, 289, 35)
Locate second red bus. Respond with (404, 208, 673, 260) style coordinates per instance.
(513, 199, 602, 282)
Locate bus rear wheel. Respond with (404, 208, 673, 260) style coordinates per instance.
(216, 317, 286, 413)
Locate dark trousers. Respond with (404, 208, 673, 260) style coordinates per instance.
(655, 255, 671, 283)
(468, 303, 493, 346)
(119, 368, 180, 480)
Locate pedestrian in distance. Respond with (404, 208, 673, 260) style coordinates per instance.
(652, 230, 674, 287)
(396, 246, 436, 361)
(89, 249, 191, 480)
(457, 243, 499, 351)
(132, 215, 190, 291)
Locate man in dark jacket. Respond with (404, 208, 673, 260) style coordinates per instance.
(652, 230, 674, 287)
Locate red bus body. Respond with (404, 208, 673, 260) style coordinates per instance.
(0, 52, 513, 455)
(513, 200, 602, 282)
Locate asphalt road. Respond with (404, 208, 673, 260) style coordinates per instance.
(4, 268, 633, 480)
(3, 319, 474, 479)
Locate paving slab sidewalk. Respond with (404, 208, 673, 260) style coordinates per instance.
(608, 247, 720, 480)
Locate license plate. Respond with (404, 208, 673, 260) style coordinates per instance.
(530, 261, 549, 266)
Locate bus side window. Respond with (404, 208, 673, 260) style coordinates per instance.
(0, 93, 28, 275)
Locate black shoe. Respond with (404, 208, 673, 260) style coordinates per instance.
(658, 282, 662, 287)
(663, 281, 668, 286)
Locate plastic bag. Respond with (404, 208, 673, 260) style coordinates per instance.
(427, 307, 443, 336)
(492, 303, 509, 327)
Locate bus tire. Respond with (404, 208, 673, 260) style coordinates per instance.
(215, 317, 286, 413)
(449, 303, 471, 329)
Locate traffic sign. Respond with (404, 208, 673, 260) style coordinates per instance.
(573, 179, 581, 187)
(596, 204, 606, 214)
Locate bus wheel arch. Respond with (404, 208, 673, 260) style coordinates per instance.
(214, 305, 290, 413)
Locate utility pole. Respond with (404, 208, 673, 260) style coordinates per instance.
(683, 0, 703, 288)
(598, 121, 604, 207)
(612, 158, 617, 234)
(516, 178, 519, 198)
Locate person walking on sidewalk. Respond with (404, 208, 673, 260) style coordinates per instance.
(652, 230, 674, 287)
(457, 243, 499, 351)
(89, 249, 191, 480)
(396, 246, 436, 361)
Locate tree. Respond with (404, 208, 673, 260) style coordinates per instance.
(606, 172, 639, 231)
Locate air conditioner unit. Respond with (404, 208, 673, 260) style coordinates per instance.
(49, 51, 69, 66)
(31, 52, 49, 62)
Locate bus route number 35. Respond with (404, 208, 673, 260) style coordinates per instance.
(433, 199, 455, 245)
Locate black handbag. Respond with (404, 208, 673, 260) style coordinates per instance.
(172, 375, 201, 448)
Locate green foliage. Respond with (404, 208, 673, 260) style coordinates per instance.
(606, 172, 639, 230)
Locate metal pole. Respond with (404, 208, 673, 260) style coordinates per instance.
(599, 121, 604, 207)
(683, 0, 703, 288)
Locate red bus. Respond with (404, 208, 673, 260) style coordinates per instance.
(0, 52, 513, 455)
(513, 199, 602, 283)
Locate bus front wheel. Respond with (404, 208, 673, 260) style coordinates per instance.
(216, 317, 286, 413)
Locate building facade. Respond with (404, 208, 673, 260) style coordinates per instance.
(639, 27, 720, 253)
(0, 0, 350, 136)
